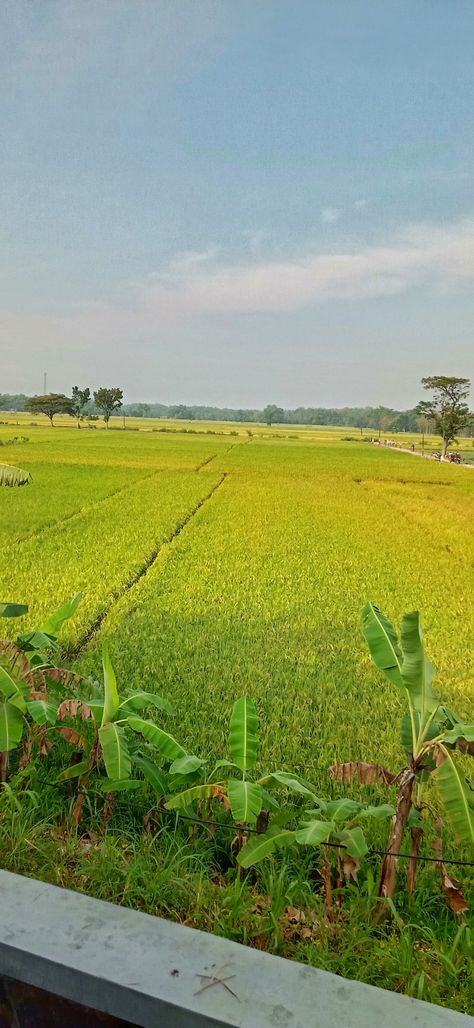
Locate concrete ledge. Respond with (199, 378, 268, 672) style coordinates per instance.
(0, 869, 470, 1027)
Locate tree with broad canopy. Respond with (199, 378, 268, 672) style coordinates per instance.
(416, 376, 472, 458)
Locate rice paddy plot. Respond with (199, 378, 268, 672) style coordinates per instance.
(75, 439, 474, 810)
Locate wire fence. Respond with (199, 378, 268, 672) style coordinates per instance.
(172, 812, 474, 869)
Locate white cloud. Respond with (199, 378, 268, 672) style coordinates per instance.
(3, 217, 474, 366)
(320, 207, 341, 223)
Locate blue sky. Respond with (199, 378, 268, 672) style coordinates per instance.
(2, 0, 474, 407)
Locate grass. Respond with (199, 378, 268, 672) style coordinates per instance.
(1, 423, 473, 1013)
(0, 780, 472, 1013)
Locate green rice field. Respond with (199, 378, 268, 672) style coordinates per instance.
(1, 422, 474, 1012)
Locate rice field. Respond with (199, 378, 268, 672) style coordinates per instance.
(2, 424, 474, 792)
(1, 423, 474, 1011)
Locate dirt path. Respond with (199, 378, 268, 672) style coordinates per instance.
(372, 440, 474, 468)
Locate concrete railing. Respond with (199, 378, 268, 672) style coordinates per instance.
(0, 869, 471, 1027)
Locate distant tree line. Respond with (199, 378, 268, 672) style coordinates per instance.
(1, 380, 472, 439)
(1, 387, 124, 428)
(0, 395, 421, 428)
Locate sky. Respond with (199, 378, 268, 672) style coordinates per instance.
(1, 0, 474, 409)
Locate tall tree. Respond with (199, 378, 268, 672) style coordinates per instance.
(263, 404, 285, 426)
(93, 387, 123, 429)
(416, 376, 472, 458)
(25, 393, 74, 427)
(71, 386, 91, 428)
(170, 404, 195, 420)
(374, 406, 396, 439)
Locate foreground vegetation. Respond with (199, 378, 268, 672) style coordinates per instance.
(1, 425, 473, 1012)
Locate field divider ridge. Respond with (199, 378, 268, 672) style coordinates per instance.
(14, 468, 164, 546)
(66, 472, 228, 660)
(195, 453, 218, 471)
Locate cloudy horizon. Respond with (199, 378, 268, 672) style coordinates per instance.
(1, 1, 473, 409)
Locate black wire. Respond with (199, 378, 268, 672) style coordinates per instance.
(170, 812, 474, 869)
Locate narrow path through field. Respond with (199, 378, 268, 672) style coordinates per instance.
(66, 471, 228, 659)
(15, 468, 161, 545)
(372, 440, 474, 469)
(195, 453, 218, 471)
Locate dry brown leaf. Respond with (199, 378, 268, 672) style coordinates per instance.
(439, 871, 469, 915)
(46, 667, 83, 689)
(39, 737, 53, 757)
(284, 906, 306, 924)
(249, 934, 269, 950)
(57, 726, 86, 749)
(457, 738, 474, 757)
(433, 834, 469, 916)
(19, 738, 32, 770)
(433, 744, 449, 767)
(217, 789, 232, 813)
(329, 761, 397, 786)
(72, 793, 85, 825)
(281, 905, 319, 942)
(343, 854, 360, 882)
(251, 896, 271, 914)
(57, 699, 92, 720)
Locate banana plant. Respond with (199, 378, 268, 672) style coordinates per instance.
(0, 463, 31, 487)
(0, 596, 82, 783)
(330, 603, 474, 906)
(0, 603, 28, 619)
(165, 697, 338, 839)
(14, 592, 82, 665)
(165, 697, 264, 833)
(237, 795, 394, 908)
(59, 639, 199, 823)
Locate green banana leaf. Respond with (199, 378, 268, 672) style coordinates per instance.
(0, 603, 28, 618)
(165, 783, 223, 809)
(227, 778, 263, 824)
(169, 755, 205, 776)
(401, 711, 440, 755)
(295, 819, 334, 846)
(357, 804, 395, 820)
(128, 717, 187, 760)
(362, 602, 404, 691)
(16, 630, 58, 654)
(400, 611, 440, 721)
(133, 755, 169, 795)
(98, 722, 131, 780)
(443, 724, 474, 746)
(0, 666, 27, 711)
(96, 779, 143, 792)
(210, 759, 241, 777)
(86, 699, 104, 723)
(434, 750, 474, 846)
(0, 699, 24, 752)
(258, 771, 317, 797)
(229, 696, 259, 772)
(324, 798, 362, 821)
(237, 826, 296, 868)
(101, 639, 120, 726)
(119, 692, 174, 715)
(59, 760, 90, 781)
(26, 700, 57, 726)
(39, 593, 82, 637)
(334, 826, 368, 857)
